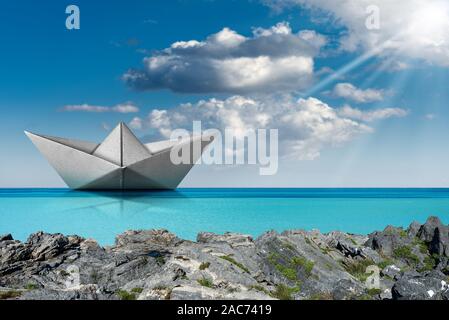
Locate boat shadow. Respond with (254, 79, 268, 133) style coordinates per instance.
(54, 189, 190, 218)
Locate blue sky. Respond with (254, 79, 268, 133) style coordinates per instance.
(1, 0, 449, 187)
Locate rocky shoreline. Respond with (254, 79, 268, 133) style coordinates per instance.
(1, 216, 449, 300)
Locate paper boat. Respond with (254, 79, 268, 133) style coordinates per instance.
(25, 122, 212, 190)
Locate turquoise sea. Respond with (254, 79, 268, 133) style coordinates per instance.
(1, 188, 449, 246)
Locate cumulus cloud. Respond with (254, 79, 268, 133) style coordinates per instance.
(338, 105, 408, 122)
(332, 83, 385, 103)
(129, 116, 144, 129)
(61, 103, 139, 113)
(111, 104, 140, 113)
(263, 0, 449, 66)
(130, 95, 378, 160)
(123, 22, 327, 93)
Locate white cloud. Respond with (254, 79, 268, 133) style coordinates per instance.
(263, 0, 449, 66)
(62, 104, 109, 112)
(129, 116, 144, 129)
(61, 103, 139, 113)
(123, 22, 327, 93)
(131, 95, 378, 160)
(338, 105, 408, 122)
(143, 19, 158, 25)
(425, 113, 436, 120)
(111, 103, 140, 113)
(332, 83, 385, 103)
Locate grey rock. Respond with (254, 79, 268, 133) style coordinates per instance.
(392, 270, 448, 300)
(443, 288, 449, 300)
(435, 257, 449, 272)
(27, 232, 70, 261)
(1, 216, 449, 300)
(114, 229, 181, 250)
(331, 279, 364, 300)
(20, 285, 111, 300)
(417, 217, 449, 257)
(407, 221, 421, 238)
(0, 234, 13, 242)
(379, 288, 393, 300)
(197, 232, 254, 248)
(381, 265, 401, 279)
(418, 217, 443, 242)
(365, 226, 410, 256)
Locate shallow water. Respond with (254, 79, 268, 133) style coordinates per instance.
(1, 188, 449, 245)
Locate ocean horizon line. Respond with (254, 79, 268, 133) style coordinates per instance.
(2, 187, 449, 199)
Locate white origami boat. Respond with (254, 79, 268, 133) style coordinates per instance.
(25, 123, 212, 190)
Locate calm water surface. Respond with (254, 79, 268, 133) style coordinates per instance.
(1, 188, 448, 245)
